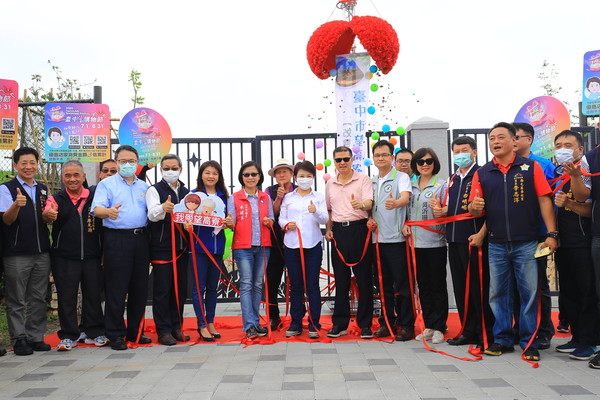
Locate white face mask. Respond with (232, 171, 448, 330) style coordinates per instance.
(555, 148, 575, 165)
(162, 170, 180, 184)
(296, 177, 313, 190)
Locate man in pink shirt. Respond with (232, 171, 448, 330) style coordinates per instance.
(42, 160, 106, 351)
(325, 146, 374, 339)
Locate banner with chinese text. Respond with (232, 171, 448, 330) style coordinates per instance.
(172, 192, 225, 229)
(583, 50, 600, 117)
(44, 103, 110, 162)
(335, 52, 371, 173)
(514, 96, 570, 160)
(118, 107, 172, 165)
(0, 79, 19, 150)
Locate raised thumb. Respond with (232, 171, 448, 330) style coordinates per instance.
(475, 189, 480, 198)
(167, 195, 172, 203)
(114, 204, 122, 209)
(16, 188, 21, 195)
(389, 193, 393, 199)
(434, 192, 439, 199)
(310, 200, 314, 205)
(51, 202, 58, 210)
(351, 193, 355, 200)
(228, 212, 233, 218)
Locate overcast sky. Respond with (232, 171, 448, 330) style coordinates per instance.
(2, 0, 597, 139)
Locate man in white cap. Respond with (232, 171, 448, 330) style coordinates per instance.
(264, 158, 297, 330)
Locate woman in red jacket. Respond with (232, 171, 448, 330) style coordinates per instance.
(224, 161, 274, 340)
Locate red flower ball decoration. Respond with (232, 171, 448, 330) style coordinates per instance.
(306, 16, 399, 79)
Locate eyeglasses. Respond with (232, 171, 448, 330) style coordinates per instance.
(334, 157, 351, 163)
(396, 159, 411, 165)
(116, 159, 138, 165)
(373, 153, 392, 158)
(242, 172, 260, 178)
(515, 135, 532, 141)
(415, 158, 434, 166)
(101, 169, 118, 174)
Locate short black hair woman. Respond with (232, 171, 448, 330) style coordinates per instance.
(404, 147, 449, 344)
(223, 161, 275, 340)
(278, 161, 329, 338)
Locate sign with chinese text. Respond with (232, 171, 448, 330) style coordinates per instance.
(0, 79, 19, 150)
(118, 107, 172, 165)
(514, 96, 570, 160)
(335, 52, 371, 172)
(44, 103, 110, 162)
(172, 192, 225, 229)
(583, 50, 600, 117)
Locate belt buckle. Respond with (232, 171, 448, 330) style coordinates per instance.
(133, 228, 143, 235)
(341, 221, 350, 227)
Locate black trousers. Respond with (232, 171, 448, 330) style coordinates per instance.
(448, 243, 495, 341)
(151, 251, 189, 335)
(51, 256, 104, 340)
(415, 247, 448, 331)
(555, 247, 599, 345)
(266, 243, 286, 319)
(373, 242, 414, 328)
(331, 221, 373, 329)
(103, 229, 150, 341)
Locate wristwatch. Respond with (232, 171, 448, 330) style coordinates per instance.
(545, 231, 559, 240)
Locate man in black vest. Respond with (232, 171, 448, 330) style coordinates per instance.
(551, 130, 598, 361)
(264, 158, 296, 330)
(42, 160, 106, 351)
(432, 136, 494, 348)
(565, 135, 600, 368)
(0, 147, 51, 355)
(468, 123, 558, 362)
(146, 154, 190, 345)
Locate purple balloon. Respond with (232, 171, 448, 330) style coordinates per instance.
(352, 145, 361, 154)
(316, 140, 324, 149)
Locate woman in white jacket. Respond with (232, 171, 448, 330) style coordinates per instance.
(279, 161, 329, 339)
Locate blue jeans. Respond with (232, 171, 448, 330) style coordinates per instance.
(233, 246, 270, 331)
(488, 241, 539, 349)
(190, 253, 221, 328)
(285, 243, 323, 331)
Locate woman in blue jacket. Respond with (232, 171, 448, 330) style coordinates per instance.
(190, 161, 229, 341)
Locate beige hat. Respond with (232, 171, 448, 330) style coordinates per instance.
(268, 158, 294, 177)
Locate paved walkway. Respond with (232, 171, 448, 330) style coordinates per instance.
(1, 304, 599, 400)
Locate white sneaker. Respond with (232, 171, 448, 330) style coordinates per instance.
(77, 332, 88, 343)
(431, 330, 445, 344)
(57, 338, 76, 351)
(85, 336, 109, 347)
(415, 328, 434, 341)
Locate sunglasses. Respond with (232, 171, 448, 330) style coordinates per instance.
(101, 169, 117, 174)
(242, 172, 260, 178)
(334, 157, 351, 163)
(415, 158, 434, 166)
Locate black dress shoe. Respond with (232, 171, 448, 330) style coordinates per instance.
(327, 325, 348, 338)
(447, 335, 478, 346)
(255, 326, 268, 337)
(0, 349, 6, 357)
(374, 326, 392, 338)
(198, 329, 215, 342)
(110, 337, 127, 351)
(211, 332, 221, 339)
(360, 328, 373, 339)
(395, 326, 415, 342)
(171, 330, 190, 342)
(29, 341, 51, 351)
(138, 336, 152, 345)
(13, 338, 33, 356)
(158, 334, 177, 346)
(538, 336, 551, 350)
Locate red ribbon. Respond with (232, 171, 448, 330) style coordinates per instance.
(373, 228, 395, 344)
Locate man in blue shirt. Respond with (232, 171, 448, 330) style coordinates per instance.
(92, 145, 150, 350)
(513, 122, 556, 350)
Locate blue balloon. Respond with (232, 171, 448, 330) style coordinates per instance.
(369, 65, 378, 73)
(364, 158, 373, 167)
(382, 124, 391, 133)
(394, 147, 401, 154)
(367, 106, 376, 115)
(330, 69, 337, 77)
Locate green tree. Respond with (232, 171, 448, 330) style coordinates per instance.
(129, 69, 144, 108)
